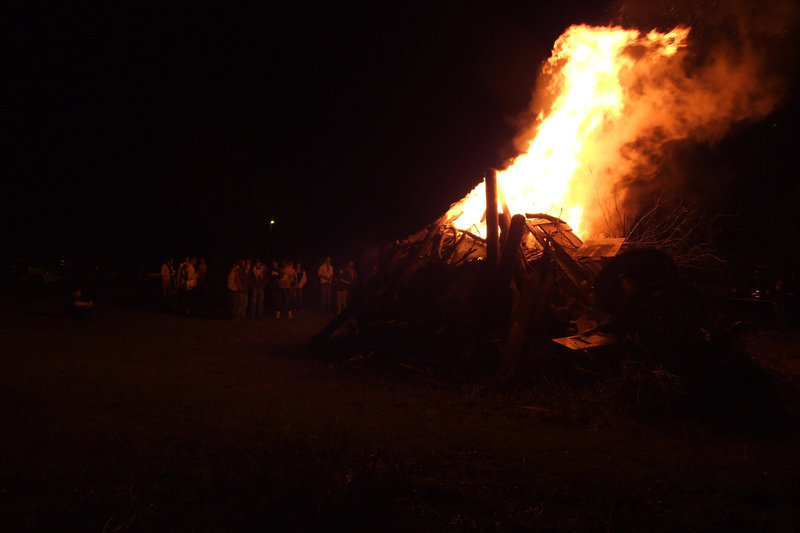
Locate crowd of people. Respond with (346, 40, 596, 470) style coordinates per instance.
(317, 256, 359, 314)
(156, 255, 363, 320)
(226, 259, 308, 319)
(159, 256, 208, 315)
(225, 256, 361, 319)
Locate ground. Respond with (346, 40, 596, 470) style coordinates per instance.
(1, 299, 799, 531)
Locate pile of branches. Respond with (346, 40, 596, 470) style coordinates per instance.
(314, 210, 613, 379)
(622, 195, 729, 271)
(312, 185, 767, 422)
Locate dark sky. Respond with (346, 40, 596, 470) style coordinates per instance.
(5, 1, 800, 267)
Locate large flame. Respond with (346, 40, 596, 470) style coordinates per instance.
(445, 20, 783, 240)
(447, 25, 691, 239)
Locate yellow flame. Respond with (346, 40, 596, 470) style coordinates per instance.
(447, 25, 690, 238)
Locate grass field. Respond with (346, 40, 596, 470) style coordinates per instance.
(1, 299, 799, 531)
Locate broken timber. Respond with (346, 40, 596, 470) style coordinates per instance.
(313, 170, 624, 372)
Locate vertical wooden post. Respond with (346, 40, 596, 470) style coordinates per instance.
(497, 182, 513, 247)
(485, 169, 499, 271)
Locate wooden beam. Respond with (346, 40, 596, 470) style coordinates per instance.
(485, 169, 499, 271)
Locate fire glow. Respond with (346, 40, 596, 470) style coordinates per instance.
(447, 24, 690, 239)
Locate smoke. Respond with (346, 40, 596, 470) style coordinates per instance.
(519, 0, 799, 236)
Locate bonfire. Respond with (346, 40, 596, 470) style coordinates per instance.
(316, 22, 782, 376)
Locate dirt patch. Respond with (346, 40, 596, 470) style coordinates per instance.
(1, 301, 799, 531)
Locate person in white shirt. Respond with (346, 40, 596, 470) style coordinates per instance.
(317, 256, 334, 312)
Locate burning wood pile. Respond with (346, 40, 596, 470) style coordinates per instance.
(314, 19, 782, 380)
(314, 170, 696, 379)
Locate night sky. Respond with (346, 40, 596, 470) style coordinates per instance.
(6, 1, 800, 269)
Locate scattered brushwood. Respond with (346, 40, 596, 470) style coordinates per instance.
(621, 195, 729, 271)
(590, 360, 691, 417)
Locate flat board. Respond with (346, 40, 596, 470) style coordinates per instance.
(576, 238, 625, 258)
(552, 332, 617, 350)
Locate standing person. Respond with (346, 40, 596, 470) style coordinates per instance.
(336, 260, 358, 314)
(159, 258, 174, 307)
(227, 261, 243, 319)
(197, 257, 207, 285)
(178, 256, 198, 316)
(295, 262, 307, 310)
(250, 259, 267, 318)
(269, 260, 281, 316)
(317, 256, 334, 312)
(277, 259, 297, 319)
(175, 256, 189, 313)
(237, 259, 252, 318)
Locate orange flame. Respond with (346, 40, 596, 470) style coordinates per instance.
(447, 25, 690, 238)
